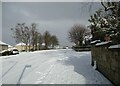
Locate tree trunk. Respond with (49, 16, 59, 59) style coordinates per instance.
(25, 43, 28, 52)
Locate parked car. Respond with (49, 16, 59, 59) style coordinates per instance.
(12, 49, 19, 55)
(1, 50, 13, 56)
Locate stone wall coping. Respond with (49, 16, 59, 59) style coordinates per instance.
(109, 44, 120, 49)
(95, 41, 112, 46)
(91, 40, 101, 44)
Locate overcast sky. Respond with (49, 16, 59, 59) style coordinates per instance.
(0, 1, 2, 41)
(2, 2, 102, 47)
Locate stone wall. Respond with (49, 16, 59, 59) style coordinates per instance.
(73, 46, 91, 52)
(91, 42, 120, 86)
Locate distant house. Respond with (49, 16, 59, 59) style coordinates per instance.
(15, 42, 26, 52)
(0, 41, 8, 52)
(15, 42, 33, 52)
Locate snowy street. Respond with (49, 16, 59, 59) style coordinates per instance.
(1, 49, 111, 84)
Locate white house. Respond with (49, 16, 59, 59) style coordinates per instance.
(15, 42, 26, 52)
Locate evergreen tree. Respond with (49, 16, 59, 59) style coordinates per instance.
(88, 2, 120, 44)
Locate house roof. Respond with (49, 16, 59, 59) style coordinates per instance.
(0, 41, 8, 46)
(8, 44, 13, 48)
(16, 42, 26, 46)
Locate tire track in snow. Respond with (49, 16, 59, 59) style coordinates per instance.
(17, 65, 31, 85)
(35, 63, 55, 84)
(35, 52, 68, 84)
(1, 61, 17, 78)
(19, 58, 55, 84)
(21, 59, 50, 79)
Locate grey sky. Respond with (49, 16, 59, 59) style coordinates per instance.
(2, 2, 101, 47)
(0, 1, 2, 41)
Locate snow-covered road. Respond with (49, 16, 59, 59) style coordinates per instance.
(1, 49, 111, 84)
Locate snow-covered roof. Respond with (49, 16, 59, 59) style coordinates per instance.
(0, 41, 8, 46)
(109, 44, 120, 49)
(96, 41, 111, 46)
(16, 42, 26, 46)
(8, 44, 13, 48)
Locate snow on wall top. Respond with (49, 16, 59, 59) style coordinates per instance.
(16, 42, 26, 46)
(91, 40, 101, 44)
(0, 41, 8, 45)
(95, 41, 111, 46)
(109, 44, 120, 49)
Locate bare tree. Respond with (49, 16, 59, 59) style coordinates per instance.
(11, 23, 59, 51)
(51, 35, 59, 48)
(43, 31, 51, 49)
(37, 33, 43, 50)
(68, 24, 89, 46)
(11, 23, 31, 52)
(30, 23, 38, 51)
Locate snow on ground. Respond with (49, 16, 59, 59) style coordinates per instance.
(0, 49, 112, 84)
